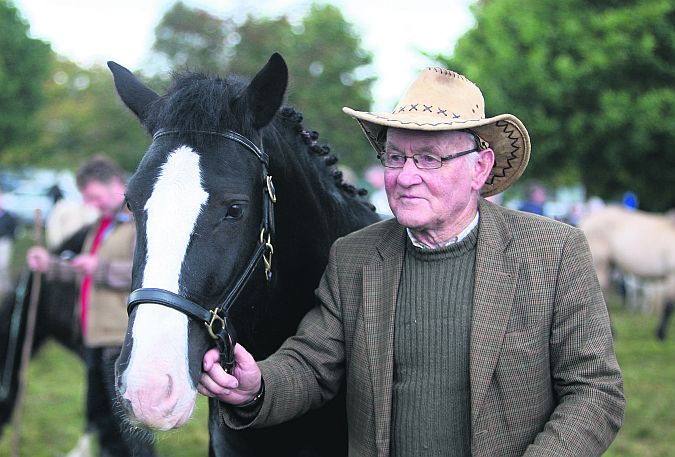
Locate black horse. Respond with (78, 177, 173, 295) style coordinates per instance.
(0, 228, 88, 433)
(109, 53, 379, 456)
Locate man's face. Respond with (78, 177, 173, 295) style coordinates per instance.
(80, 178, 125, 217)
(383, 128, 493, 236)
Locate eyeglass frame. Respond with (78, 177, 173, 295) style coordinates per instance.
(377, 148, 479, 169)
(377, 130, 490, 170)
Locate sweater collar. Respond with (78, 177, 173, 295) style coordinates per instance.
(406, 212, 480, 250)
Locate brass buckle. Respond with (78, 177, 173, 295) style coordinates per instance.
(205, 308, 225, 340)
(266, 176, 277, 203)
(259, 228, 274, 280)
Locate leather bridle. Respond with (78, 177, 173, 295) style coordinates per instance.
(126, 129, 276, 373)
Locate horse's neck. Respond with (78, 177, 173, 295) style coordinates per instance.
(270, 139, 370, 256)
(237, 127, 376, 357)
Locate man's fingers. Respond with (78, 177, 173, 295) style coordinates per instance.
(199, 373, 231, 397)
(200, 344, 262, 405)
(197, 383, 215, 398)
(203, 352, 239, 389)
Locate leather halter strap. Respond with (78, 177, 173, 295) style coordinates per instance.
(127, 129, 276, 373)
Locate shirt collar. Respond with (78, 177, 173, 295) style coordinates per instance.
(407, 212, 480, 250)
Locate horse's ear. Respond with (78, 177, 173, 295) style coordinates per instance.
(245, 53, 288, 129)
(107, 61, 159, 124)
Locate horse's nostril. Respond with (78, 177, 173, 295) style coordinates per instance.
(165, 374, 173, 398)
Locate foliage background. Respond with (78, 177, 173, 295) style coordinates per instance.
(0, 1, 51, 159)
(434, 0, 675, 211)
(3, 0, 675, 209)
(0, 0, 376, 177)
(153, 2, 375, 171)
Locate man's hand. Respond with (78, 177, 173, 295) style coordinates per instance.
(198, 344, 263, 406)
(26, 246, 50, 272)
(70, 254, 99, 275)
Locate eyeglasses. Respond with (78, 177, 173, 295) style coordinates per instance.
(378, 147, 480, 169)
(378, 130, 489, 169)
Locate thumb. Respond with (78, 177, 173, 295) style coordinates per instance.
(233, 343, 255, 368)
(203, 347, 220, 371)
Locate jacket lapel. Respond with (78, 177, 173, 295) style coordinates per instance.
(470, 199, 520, 426)
(362, 220, 406, 456)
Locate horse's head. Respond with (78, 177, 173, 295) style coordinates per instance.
(108, 54, 288, 431)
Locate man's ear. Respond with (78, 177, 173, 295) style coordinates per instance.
(472, 148, 495, 191)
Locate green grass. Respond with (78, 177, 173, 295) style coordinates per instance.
(0, 342, 210, 456)
(605, 298, 675, 457)
(1, 298, 673, 456)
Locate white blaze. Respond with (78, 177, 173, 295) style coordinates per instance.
(142, 146, 208, 290)
(123, 145, 209, 429)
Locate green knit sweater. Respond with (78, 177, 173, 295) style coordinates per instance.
(390, 226, 478, 456)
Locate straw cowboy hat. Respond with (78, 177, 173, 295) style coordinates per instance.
(343, 67, 530, 197)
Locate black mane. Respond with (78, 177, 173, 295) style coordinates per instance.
(147, 72, 375, 209)
(145, 72, 253, 135)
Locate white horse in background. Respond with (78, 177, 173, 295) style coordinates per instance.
(579, 205, 675, 338)
(580, 205, 675, 291)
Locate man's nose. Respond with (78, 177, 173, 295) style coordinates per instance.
(396, 157, 423, 186)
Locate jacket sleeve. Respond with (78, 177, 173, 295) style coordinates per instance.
(524, 228, 625, 456)
(221, 238, 347, 429)
(93, 259, 133, 289)
(93, 226, 136, 290)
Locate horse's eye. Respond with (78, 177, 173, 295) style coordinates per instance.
(225, 204, 244, 219)
(125, 199, 133, 212)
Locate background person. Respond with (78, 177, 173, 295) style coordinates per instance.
(200, 67, 624, 456)
(26, 155, 154, 457)
(518, 180, 547, 216)
(45, 183, 99, 251)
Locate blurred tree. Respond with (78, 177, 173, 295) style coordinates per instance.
(434, 0, 675, 211)
(10, 58, 154, 173)
(0, 0, 52, 163)
(150, 2, 376, 173)
(153, 1, 236, 74)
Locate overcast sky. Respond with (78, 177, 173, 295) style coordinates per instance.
(13, 0, 475, 111)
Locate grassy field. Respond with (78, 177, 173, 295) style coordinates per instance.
(1, 230, 674, 455)
(1, 298, 673, 456)
(604, 301, 675, 457)
(0, 340, 211, 456)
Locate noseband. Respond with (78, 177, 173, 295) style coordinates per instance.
(127, 129, 276, 373)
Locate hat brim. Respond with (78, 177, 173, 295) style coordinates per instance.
(343, 107, 530, 198)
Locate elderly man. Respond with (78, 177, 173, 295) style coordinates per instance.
(199, 67, 625, 456)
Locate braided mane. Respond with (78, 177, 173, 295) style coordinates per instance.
(276, 106, 373, 207)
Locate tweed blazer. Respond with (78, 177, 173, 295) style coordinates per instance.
(224, 199, 625, 456)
